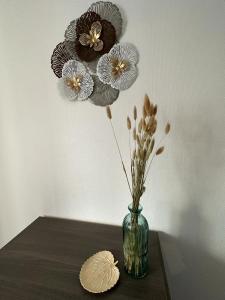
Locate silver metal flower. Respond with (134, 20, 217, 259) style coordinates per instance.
(64, 19, 81, 60)
(61, 60, 94, 101)
(97, 43, 139, 91)
(88, 1, 122, 39)
(89, 75, 119, 106)
(65, 19, 77, 42)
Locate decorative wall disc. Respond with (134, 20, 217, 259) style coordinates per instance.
(61, 60, 94, 101)
(50, 2, 139, 105)
(89, 75, 119, 106)
(64, 40, 80, 61)
(75, 11, 116, 62)
(85, 59, 98, 74)
(79, 251, 119, 293)
(65, 19, 77, 42)
(88, 1, 123, 39)
(51, 42, 73, 78)
(97, 43, 138, 90)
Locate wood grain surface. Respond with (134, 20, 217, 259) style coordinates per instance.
(0, 217, 170, 299)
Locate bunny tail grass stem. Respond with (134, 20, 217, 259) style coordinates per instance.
(109, 120, 133, 197)
(129, 132, 133, 190)
(144, 134, 166, 183)
(134, 119, 137, 165)
(129, 132, 131, 166)
(143, 152, 156, 184)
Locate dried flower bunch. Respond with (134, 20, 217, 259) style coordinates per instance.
(51, 1, 139, 106)
(106, 95, 171, 211)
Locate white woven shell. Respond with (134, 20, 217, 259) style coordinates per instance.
(89, 75, 119, 106)
(61, 60, 94, 101)
(87, 1, 122, 39)
(79, 250, 120, 293)
(97, 43, 139, 91)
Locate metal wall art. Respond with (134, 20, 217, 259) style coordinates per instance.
(51, 1, 139, 106)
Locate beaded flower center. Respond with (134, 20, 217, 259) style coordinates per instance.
(111, 58, 128, 78)
(79, 21, 104, 52)
(66, 76, 82, 92)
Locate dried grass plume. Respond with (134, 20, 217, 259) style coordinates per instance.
(106, 94, 171, 211)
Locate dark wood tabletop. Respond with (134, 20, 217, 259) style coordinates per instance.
(0, 217, 170, 300)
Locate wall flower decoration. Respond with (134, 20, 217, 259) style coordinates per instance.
(51, 2, 139, 106)
(60, 60, 94, 101)
(64, 18, 100, 74)
(87, 1, 123, 39)
(75, 11, 116, 62)
(97, 43, 139, 90)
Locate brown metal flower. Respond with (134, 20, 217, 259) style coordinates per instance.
(75, 12, 116, 62)
(51, 41, 73, 78)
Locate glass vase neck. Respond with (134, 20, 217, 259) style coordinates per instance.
(128, 203, 143, 214)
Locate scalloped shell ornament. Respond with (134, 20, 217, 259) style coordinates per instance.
(79, 250, 120, 293)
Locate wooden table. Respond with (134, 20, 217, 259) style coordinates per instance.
(0, 217, 170, 299)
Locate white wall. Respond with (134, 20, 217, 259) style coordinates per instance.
(0, 0, 224, 299)
(0, 0, 55, 248)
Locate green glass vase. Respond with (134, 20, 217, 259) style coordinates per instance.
(122, 203, 149, 278)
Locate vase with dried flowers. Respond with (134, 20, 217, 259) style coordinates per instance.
(106, 95, 170, 278)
